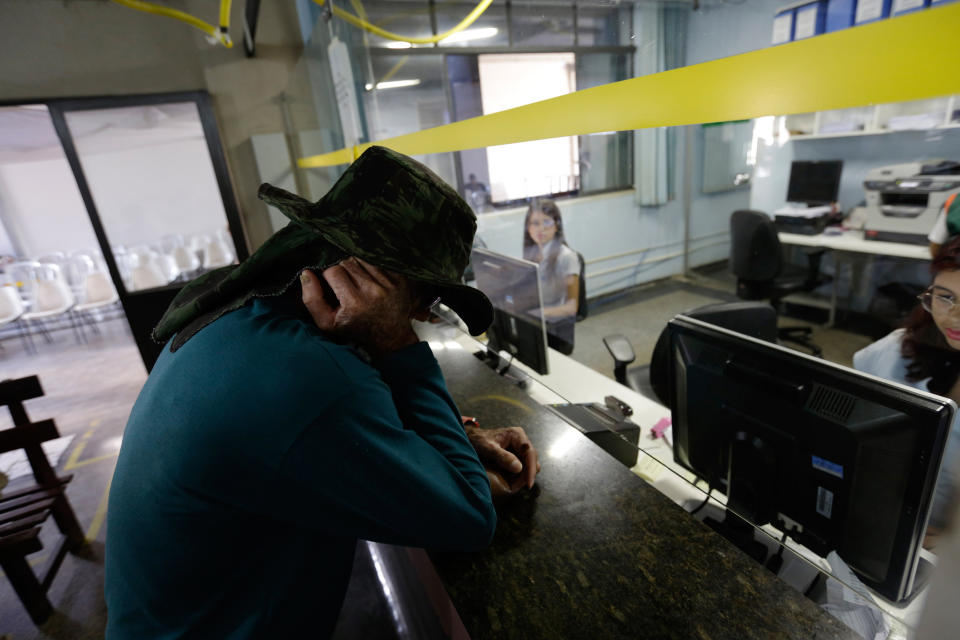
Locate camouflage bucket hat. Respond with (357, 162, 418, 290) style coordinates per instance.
(153, 145, 493, 351)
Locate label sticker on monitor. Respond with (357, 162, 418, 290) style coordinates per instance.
(812, 455, 844, 479)
(816, 487, 835, 518)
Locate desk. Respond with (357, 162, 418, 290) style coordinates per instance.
(418, 325, 856, 639)
(778, 229, 930, 260)
(778, 229, 929, 325)
(426, 321, 931, 635)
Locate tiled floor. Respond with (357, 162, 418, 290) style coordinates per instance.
(569, 269, 875, 379)
(0, 270, 882, 638)
(0, 318, 143, 639)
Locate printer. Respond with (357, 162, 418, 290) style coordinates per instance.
(864, 160, 960, 244)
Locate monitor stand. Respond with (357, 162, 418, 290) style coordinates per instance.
(702, 430, 779, 566)
(704, 510, 769, 565)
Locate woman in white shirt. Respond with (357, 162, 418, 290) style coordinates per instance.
(854, 236, 960, 542)
(522, 198, 580, 353)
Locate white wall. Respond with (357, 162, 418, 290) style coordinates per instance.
(79, 139, 229, 248)
(0, 0, 306, 252)
(0, 136, 230, 259)
(251, 133, 297, 233)
(0, 157, 100, 257)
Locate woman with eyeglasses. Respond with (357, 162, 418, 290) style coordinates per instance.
(522, 198, 581, 353)
(854, 236, 960, 545)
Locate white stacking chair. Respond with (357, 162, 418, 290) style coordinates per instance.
(34, 252, 69, 274)
(111, 246, 134, 291)
(0, 285, 35, 353)
(19, 263, 82, 345)
(73, 270, 120, 337)
(188, 234, 210, 271)
(65, 252, 96, 302)
(7, 261, 39, 310)
(157, 253, 180, 283)
(129, 246, 170, 291)
(0, 286, 22, 327)
(172, 245, 200, 276)
(202, 238, 234, 269)
(161, 234, 191, 275)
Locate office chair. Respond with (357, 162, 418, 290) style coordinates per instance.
(730, 210, 832, 356)
(575, 251, 588, 321)
(603, 301, 778, 406)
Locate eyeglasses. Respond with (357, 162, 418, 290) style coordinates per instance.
(919, 288, 960, 315)
(527, 218, 556, 229)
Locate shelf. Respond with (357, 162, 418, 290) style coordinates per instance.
(777, 95, 960, 141)
(787, 123, 960, 141)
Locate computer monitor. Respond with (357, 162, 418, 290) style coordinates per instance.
(668, 315, 954, 603)
(471, 248, 549, 375)
(786, 160, 843, 205)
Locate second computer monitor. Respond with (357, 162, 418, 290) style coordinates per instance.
(786, 160, 843, 205)
(470, 248, 549, 374)
(668, 315, 954, 602)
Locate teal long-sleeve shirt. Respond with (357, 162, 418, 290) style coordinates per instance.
(105, 298, 495, 639)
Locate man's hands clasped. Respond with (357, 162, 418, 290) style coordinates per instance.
(464, 421, 541, 498)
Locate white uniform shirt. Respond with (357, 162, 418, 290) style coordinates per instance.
(854, 329, 960, 528)
(524, 240, 579, 310)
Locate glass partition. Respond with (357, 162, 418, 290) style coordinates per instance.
(282, 0, 960, 635)
(62, 102, 238, 294)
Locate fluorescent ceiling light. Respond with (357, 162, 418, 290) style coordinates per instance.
(385, 41, 412, 49)
(364, 79, 422, 91)
(440, 27, 498, 45)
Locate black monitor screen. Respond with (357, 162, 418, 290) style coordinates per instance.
(668, 315, 953, 602)
(786, 160, 843, 205)
(471, 248, 549, 374)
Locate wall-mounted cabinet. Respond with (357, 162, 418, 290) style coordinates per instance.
(777, 95, 960, 140)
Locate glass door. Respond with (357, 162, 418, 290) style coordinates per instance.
(48, 91, 247, 370)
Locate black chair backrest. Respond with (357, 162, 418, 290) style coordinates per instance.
(687, 301, 779, 343)
(648, 301, 778, 406)
(576, 251, 588, 321)
(730, 210, 783, 283)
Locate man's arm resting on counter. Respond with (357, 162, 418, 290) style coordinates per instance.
(273, 341, 496, 551)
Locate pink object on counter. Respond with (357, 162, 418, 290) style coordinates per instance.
(650, 417, 672, 439)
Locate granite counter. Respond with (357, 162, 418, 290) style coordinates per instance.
(425, 341, 857, 640)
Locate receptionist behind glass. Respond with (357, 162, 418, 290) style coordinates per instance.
(522, 198, 580, 354)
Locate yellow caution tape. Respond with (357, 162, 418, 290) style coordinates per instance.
(299, 4, 960, 168)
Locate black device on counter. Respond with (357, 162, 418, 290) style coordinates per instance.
(667, 315, 953, 603)
(773, 213, 831, 236)
(550, 398, 640, 468)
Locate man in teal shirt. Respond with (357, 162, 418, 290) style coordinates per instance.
(105, 147, 539, 638)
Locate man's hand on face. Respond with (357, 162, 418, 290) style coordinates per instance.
(464, 424, 540, 497)
(300, 257, 421, 358)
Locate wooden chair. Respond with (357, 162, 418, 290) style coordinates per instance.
(0, 375, 84, 624)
